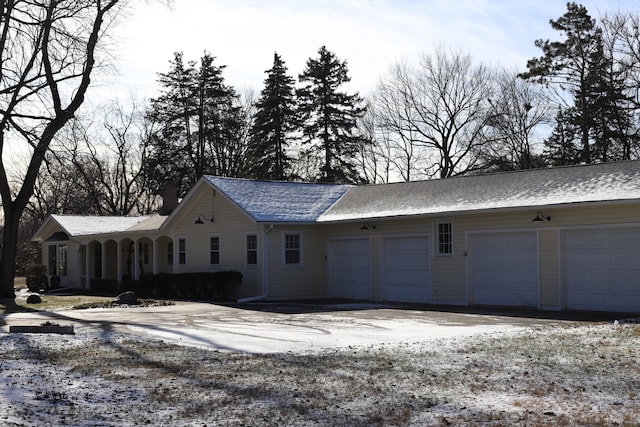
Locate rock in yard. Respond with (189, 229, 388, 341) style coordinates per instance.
(26, 294, 42, 304)
(114, 291, 138, 305)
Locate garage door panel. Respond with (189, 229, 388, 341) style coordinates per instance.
(383, 236, 430, 303)
(330, 239, 371, 300)
(564, 228, 640, 312)
(470, 232, 539, 308)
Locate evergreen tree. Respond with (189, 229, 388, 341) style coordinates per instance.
(247, 53, 297, 180)
(146, 52, 241, 196)
(297, 46, 367, 183)
(544, 109, 582, 165)
(519, 2, 609, 164)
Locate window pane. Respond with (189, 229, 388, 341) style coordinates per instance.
(210, 236, 220, 265)
(285, 249, 300, 264)
(247, 235, 257, 265)
(178, 238, 186, 265)
(438, 223, 452, 254)
(284, 234, 300, 264)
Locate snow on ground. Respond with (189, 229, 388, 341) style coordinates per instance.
(1, 303, 639, 426)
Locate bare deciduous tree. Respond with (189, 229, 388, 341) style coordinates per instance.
(59, 98, 154, 216)
(482, 71, 551, 170)
(373, 48, 495, 179)
(0, 0, 128, 300)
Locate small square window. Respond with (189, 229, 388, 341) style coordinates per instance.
(437, 222, 453, 255)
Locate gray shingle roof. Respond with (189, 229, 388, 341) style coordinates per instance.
(319, 161, 640, 222)
(204, 176, 352, 223)
(51, 214, 156, 236)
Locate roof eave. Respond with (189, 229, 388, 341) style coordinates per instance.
(317, 198, 640, 224)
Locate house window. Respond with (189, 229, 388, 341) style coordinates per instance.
(210, 235, 220, 265)
(58, 245, 68, 276)
(167, 241, 174, 265)
(178, 238, 186, 265)
(246, 234, 258, 265)
(284, 233, 301, 265)
(437, 222, 453, 255)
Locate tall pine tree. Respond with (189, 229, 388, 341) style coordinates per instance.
(520, 2, 608, 164)
(146, 52, 241, 196)
(247, 53, 297, 180)
(297, 46, 367, 183)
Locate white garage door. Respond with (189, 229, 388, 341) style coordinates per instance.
(329, 239, 371, 300)
(469, 231, 539, 308)
(383, 236, 430, 303)
(564, 228, 640, 312)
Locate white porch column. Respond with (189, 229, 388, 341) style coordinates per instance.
(133, 239, 139, 280)
(85, 244, 91, 289)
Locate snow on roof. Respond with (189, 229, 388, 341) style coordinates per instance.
(319, 161, 640, 222)
(126, 214, 168, 231)
(204, 176, 352, 223)
(51, 214, 156, 237)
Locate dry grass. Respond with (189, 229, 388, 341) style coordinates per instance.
(1, 322, 639, 426)
(1, 281, 172, 314)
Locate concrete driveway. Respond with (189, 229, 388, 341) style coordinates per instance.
(1, 302, 576, 354)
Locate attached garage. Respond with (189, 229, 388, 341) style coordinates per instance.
(563, 227, 640, 313)
(329, 239, 371, 300)
(469, 231, 539, 308)
(382, 236, 430, 303)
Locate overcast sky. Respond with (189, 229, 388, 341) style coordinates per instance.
(99, 0, 639, 101)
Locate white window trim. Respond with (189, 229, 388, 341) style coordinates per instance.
(177, 236, 187, 265)
(435, 220, 453, 257)
(282, 231, 303, 267)
(246, 232, 259, 267)
(209, 234, 221, 266)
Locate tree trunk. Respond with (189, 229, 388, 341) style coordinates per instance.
(0, 206, 19, 300)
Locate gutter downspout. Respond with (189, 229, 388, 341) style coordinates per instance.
(237, 224, 274, 303)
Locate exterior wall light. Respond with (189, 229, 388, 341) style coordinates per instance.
(195, 214, 214, 224)
(532, 211, 551, 222)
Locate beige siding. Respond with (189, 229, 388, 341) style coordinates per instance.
(171, 185, 263, 298)
(265, 226, 328, 299)
(320, 202, 640, 306)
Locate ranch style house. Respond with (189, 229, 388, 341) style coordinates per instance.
(32, 160, 640, 313)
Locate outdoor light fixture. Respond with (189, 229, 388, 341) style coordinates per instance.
(532, 211, 551, 222)
(360, 222, 376, 230)
(194, 214, 214, 224)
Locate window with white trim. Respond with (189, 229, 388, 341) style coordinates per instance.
(178, 237, 186, 265)
(437, 221, 453, 256)
(246, 234, 258, 265)
(210, 235, 220, 265)
(284, 233, 301, 265)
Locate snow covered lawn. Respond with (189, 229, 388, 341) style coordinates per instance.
(1, 309, 638, 426)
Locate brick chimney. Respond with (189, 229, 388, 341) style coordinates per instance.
(159, 181, 178, 215)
